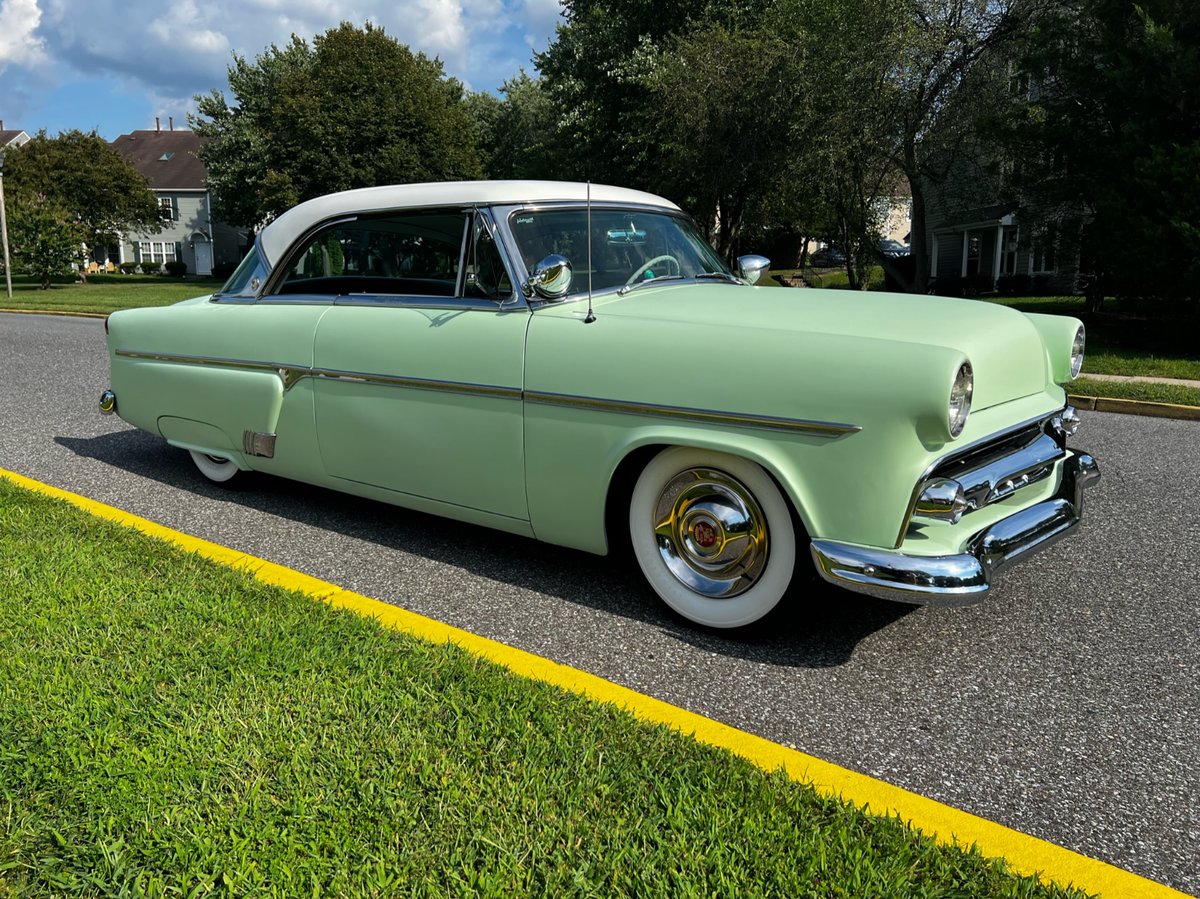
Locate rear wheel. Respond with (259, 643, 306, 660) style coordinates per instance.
(189, 450, 240, 484)
(629, 447, 795, 628)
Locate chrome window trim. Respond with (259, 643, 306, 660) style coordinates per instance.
(524, 390, 860, 438)
(258, 216, 359, 297)
(255, 206, 526, 310)
(114, 348, 861, 437)
(491, 202, 733, 309)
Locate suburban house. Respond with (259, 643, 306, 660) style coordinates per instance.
(0, 123, 31, 149)
(110, 121, 247, 275)
(924, 163, 1080, 294)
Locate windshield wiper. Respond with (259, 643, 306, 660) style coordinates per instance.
(692, 272, 742, 284)
(617, 274, 685, 296)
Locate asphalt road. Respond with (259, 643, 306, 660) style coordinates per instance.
(3, 311, 1198, 895)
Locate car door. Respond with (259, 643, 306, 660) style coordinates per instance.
(296, 208, 531, 521)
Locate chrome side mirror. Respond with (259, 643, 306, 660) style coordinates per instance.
(737, 254, 771, 285)
(525, 254, 573, 300)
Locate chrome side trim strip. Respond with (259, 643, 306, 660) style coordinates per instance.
(115, 350, 859, 434)
(524, 390, 860, 438)
(116, 349, 302, 374)
(311, 368, 522, 400)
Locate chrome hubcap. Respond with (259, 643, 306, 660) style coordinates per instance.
(653, 468, 769, 598)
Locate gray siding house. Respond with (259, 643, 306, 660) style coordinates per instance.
(923, 160, 1080, 294)
(111, 125, 246, 276)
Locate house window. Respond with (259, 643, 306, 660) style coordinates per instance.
(139, 241, 153, 262)
(1032, 223, 1057, 273)
(159, 198, 175, 222)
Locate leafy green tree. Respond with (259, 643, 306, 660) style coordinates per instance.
(985, 0, 1199, 309)
(6, 194, 86, 289)
(466, 71, 564, 181)
(648, 24, 815, 261)
(193, 23, 481, 228)
(191, 37, 316, 233)
(2, 130, 161, 275)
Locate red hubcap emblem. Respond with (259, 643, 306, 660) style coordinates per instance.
(693, 521, 718, 548)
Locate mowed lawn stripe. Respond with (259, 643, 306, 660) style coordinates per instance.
(0, 470, 1183, 897)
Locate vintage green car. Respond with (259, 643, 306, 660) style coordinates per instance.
(101, 181, 1099, 628)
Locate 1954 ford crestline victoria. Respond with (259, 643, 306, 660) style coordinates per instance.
(101, 180, 1100, 628)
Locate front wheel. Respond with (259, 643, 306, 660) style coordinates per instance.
(188, 450, 240, 484)
(629, 447, 796, 628)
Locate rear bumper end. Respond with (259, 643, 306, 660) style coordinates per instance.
(810, 451, 1100, 605)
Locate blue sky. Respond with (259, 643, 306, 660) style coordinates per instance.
(0, 0, 563, 141)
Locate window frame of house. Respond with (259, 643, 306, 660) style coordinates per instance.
(158, 197, 176, 223)
(1031, 223, 1057, 274)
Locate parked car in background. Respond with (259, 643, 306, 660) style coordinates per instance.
(101, 181, 1099, 629)
(879, 239, 911, 258)
(810, 246, 846, 267)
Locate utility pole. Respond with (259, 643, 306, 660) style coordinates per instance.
(0, 151, 11, 299)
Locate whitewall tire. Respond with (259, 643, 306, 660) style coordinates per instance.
(629, 446, 796, 628)
(189, 450, 241, 484)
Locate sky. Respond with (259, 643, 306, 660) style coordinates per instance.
(0, 0, 564, 141)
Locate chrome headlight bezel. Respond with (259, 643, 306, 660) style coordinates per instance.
(1069, 325, 1086, 379)
(949, 362, 973, 438)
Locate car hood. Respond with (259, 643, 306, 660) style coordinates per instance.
(593, 283, 1050, 411)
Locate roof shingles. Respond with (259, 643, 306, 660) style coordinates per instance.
(111, 130, 208, 190)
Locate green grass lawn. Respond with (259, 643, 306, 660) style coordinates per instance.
(0, 274, 223, 316)
(0, 480, 1092, 898)
(1067, 376, 1200, 406)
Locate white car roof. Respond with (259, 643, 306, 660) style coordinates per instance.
(257, 180, 681, 266)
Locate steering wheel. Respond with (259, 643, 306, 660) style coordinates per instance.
(625, 255, 681, 286)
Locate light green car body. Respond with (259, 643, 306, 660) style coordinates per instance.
(102, 181, 1098, 622)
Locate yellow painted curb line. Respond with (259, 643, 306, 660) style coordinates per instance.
(0, 465, 1189, 899)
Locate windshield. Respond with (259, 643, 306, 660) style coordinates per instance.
(507, 208, 732, 295)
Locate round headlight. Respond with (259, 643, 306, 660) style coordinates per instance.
(949, 362, 973, 438)
(1069, 325, 1086, 379)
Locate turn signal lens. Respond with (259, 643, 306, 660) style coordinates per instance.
(949, 362, 973, 438)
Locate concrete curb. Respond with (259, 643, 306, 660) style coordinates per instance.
(1068, 394, 1200, 421)
(0, 307, 107, 319)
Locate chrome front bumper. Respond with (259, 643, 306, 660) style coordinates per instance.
(810, 451, 1100, 605)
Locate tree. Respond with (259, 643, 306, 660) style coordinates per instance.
(193, 23, 481, 229)
(2, 130, 161, 275)
(648, 24, 816, 261)
(466, 71, 564, 181)
(984, 0, 1199, 309)
(6, 194, 86, 289)
(191, 36, 315, 233)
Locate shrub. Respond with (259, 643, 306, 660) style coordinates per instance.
(997, 273, 1032, 296)
(211, 261, 238, 280)
(140, 262, 161, 275)
(1031, 274, 1054, 296)
(119, 262, 138, 274)
(164, 260, 187, 277)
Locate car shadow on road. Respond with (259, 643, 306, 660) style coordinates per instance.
(55, 429, 914, 669)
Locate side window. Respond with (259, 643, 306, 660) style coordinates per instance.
(462, 214, 514, 301)
(277, 211, 467, 297)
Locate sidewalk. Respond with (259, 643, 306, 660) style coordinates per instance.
(1077, 372, 1200, 388)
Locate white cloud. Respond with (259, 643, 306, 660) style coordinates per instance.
(148, 0, 229, 55)
(0, 0, 48, 70)
(3, 0, 566, 133)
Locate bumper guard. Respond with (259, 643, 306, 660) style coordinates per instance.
(810, 451, 1100, 605)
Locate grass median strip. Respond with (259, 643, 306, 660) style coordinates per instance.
(0, 274, 224, 316)
(1067, 376, 1199, 407)
(0, 479, 1113, 898)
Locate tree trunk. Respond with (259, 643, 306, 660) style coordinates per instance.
(907, 166, 930, 294)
